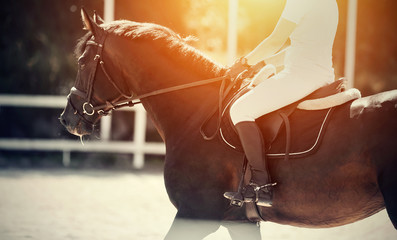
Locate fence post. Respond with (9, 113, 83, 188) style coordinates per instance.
(104, 0, 115, 23)
(100, 115, 112, 141)
(62, 150, 71, 167)
(345, 0, 357, 89)
(227, 0, 238, 65)
(132, 105, 146, 169)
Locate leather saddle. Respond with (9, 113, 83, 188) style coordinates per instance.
(201, 77, 346, 156)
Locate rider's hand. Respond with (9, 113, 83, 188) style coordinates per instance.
(244, 61, 267, 79)
(226, 57, 250, 80)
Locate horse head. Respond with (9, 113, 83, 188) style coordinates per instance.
(60, 9, 133, 136)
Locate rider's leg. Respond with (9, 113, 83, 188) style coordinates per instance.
(234, 121, 269, 185)
(233, 120, 274, 206)
(225, 72, 327, 206)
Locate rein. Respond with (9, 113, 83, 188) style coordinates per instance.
(94, 74, 229, 115)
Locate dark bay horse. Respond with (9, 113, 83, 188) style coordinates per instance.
(59, 9, 397, 239)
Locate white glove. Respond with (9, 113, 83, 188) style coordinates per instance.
(249, 64, 276, 88)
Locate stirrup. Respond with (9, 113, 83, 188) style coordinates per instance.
(224, 191, 244, 207)
(249, 182, 277, 207)
(224, 157, 249, 207)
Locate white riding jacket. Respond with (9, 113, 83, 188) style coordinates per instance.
(230, 0, 339, 124)
(282, 0, 338, 83)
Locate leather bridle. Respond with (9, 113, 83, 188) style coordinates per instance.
(69, 32, 132, 117)
(69, 33, 229, 119)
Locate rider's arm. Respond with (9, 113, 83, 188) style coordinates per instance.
(245, 18, 296, 66)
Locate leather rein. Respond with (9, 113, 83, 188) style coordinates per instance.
(71, 33, 229, 117)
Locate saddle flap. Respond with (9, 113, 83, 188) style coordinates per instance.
(257, 107, 295, 146)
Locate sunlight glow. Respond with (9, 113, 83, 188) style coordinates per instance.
(186, 0, 286, 64)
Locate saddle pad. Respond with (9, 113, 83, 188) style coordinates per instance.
(297, 88, 361, 110)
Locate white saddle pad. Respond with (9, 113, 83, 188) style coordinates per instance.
(297, 88, 361, 110)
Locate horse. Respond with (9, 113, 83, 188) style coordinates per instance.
(59, 9, 397, 239)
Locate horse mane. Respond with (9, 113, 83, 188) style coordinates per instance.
(75, 20, 225, 77)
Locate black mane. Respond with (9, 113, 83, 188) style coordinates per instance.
(75, 20, 225, 77)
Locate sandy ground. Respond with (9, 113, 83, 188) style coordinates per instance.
(0, 169, 396, 240)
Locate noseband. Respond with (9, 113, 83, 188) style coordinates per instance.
(70, 32, 229, 120)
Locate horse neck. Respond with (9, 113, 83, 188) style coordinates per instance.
(113, 38, 226, 140)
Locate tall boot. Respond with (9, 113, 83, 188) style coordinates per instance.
(235, 121, 269, 184)
(224, 121, 276, 207)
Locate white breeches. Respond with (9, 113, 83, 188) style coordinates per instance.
(229, 68, 333, 125)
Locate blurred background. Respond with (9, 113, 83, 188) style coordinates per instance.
(0, 0, 397, 239)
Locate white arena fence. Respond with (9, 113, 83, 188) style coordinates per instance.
(0, 94, 165, 169)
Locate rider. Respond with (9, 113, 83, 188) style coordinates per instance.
(224, 0, 339, 206)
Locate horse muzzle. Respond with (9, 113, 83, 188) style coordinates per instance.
(59, 100, 96, 136)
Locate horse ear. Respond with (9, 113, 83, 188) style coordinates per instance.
(81, 8, 103, 37)
(93, 10, 104, 25)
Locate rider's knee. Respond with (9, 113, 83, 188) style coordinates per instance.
(230, 101, 255, 125)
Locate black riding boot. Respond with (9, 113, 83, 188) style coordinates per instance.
(224, 121, 276, 207)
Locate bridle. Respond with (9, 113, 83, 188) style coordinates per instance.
(69, 32, 132, 117)
(69, 32, 229, 119)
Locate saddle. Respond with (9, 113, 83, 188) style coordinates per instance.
(200, 77, 355, 158)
